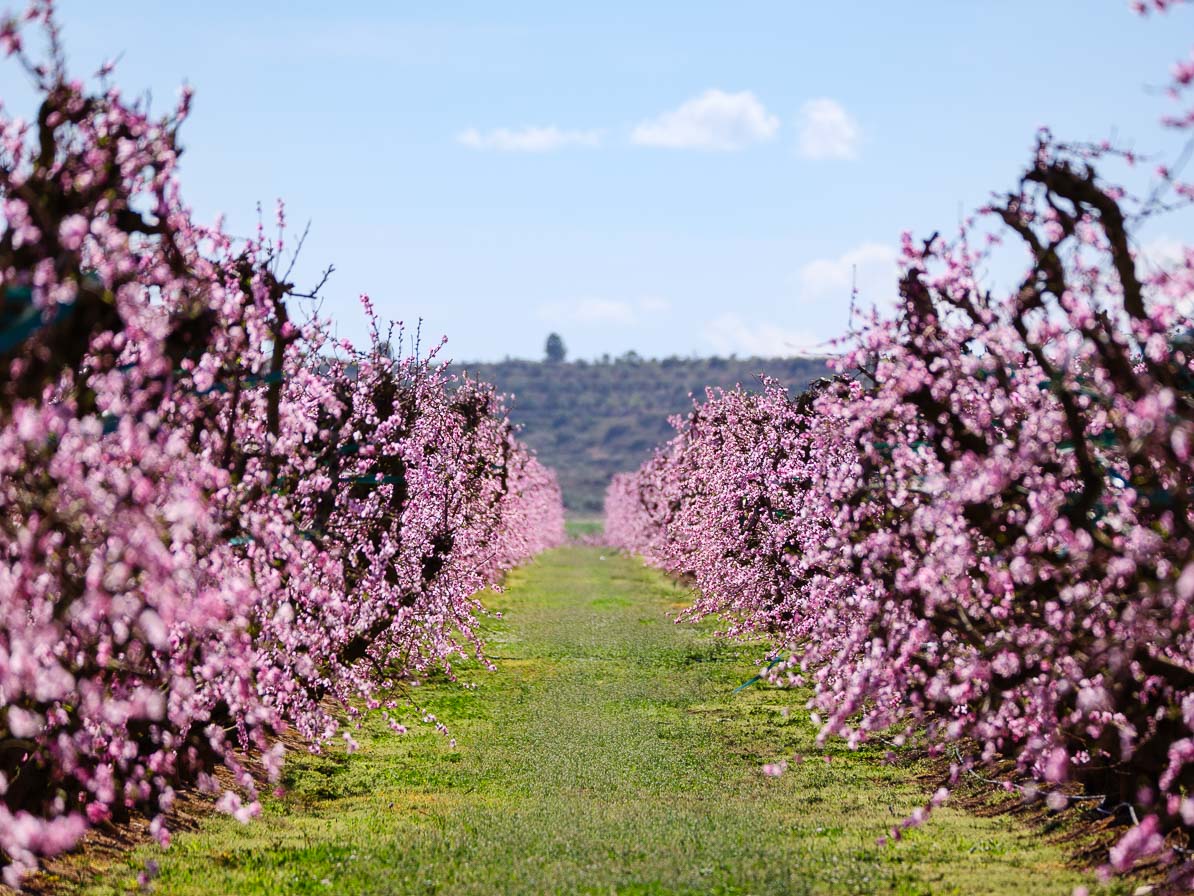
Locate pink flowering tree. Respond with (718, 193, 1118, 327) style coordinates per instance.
(0, 4, 563, 886)
(608, 2, 1194, 884)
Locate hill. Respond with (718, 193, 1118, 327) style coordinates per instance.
(460, 354, 830, 513)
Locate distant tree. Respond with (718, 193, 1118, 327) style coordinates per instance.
(545, 333, 567, 363)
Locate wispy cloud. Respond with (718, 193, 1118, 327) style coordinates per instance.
(537, 297, 671, 326)
(797, 242, 898, 308)
(457, 126, 603, 152)
(796, 98, 861, 160)
(1139, 235, 1188, 270)
(637, 295, 671, 314)
(702, 313, 824, 357)
(631, 89, 779, 150)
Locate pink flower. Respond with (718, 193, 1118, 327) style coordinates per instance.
(1044, 747, 1069, 783)
(1108, 815, 1164, 873)
(57, 213, 88, 251)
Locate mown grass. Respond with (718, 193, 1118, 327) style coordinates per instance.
(72, 547, 1122, 895)
(564, 515, 603, 539)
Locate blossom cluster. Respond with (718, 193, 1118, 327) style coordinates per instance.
(0, 4, 563, 887)
(607, 8, 1194, 883)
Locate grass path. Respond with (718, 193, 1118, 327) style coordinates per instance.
(77, 547, 1116, 895)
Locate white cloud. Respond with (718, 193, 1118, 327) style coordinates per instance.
(539, 299, 636, 325)
(702, 313, 825, 357)
(796, 242, 898, 308)
(1138, 235, 1188, 270)
(537, 297, 671, 326)
(457, 126, 602, 152)
(637, 295, 672, 314)
(631, 89, 779, 150)
(797, 98, 861, 160)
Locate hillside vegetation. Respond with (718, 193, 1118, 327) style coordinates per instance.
(461, 354, 830, 511)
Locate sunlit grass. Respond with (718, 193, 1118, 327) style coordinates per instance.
(73, 548, 1122, 895)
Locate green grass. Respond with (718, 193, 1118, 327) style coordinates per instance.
(72, 547, 1121, 895)
(564, 515, 603, 539)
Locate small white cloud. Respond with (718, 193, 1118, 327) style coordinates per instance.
(797, 242, 898, 307)
(539, 299, 636, 325)
(637, 295, 672, 314)
(631, 89, 779, 151)
(797, 98, 861, 160)
(537, 297, 671, 326)
(457, 126, 602, 152)
(1139, 235, 1188, 270)
(702, 313, 824, 357)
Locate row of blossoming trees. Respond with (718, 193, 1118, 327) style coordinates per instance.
(0, 4, 564, 887)
(607, 5, 1194, 889)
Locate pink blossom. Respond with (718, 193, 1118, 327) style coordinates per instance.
(1108, 816, 1165, 873)
(56, 213, 87, 250)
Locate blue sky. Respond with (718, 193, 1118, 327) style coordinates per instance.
(5, 2, 1193, 360)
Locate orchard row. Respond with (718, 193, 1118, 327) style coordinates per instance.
(0, 5, 563, 887)
(606, 3, 1194, 885)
